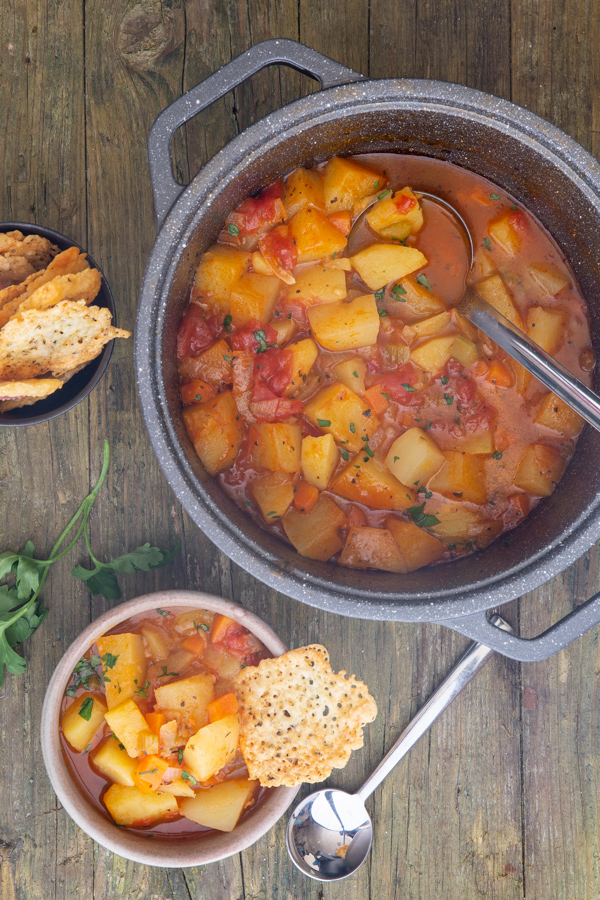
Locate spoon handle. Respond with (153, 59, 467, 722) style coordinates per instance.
(356, 615, 512, 803)
(459, 286, 600, 433)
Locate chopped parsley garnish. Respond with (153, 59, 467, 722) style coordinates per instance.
(134, 679, 151, 698)
(391, 283, 407, 299)
(253, 329, 269, 353)
(374, 288, 385, 303)
(181, 771, 198, 784)
(417, 486, 433, 499)
(340, 448, 349, 461)
(374, 180, 380, 189)
(224, 314, 232, 332)
(441, 375, 449, 385)
(381, 392, 390, 401)
(510, 204, 519, 211)
(194, 621, 210, 632)
(407, 503, 441, 529)
(160, 666, 179, 677)
(317, 419, 331, 427)
(101, 652, 119, 670)
(177, 748, 184, 764)
(349, 422, 356, 433)
(378, 308, 388, 317)
(226, 223, 240, 236)
(364, 444, 374, 458)
(490, 193, 501, 201)
(378, 189, 391, 200)
(67, 655, 102, 695)
(223, 355, 231, 363)
(402, 384, 416, 392)
(492, 451, 503, 460)
(352, 371, 359, 378)
(416, 274, 433, 292)
(156, 609, 169, 617)
(194, 394, 203, 402)
(483, 237, 492, 251)
(444, 393, 454, 404)
(78, 697, 94, 721)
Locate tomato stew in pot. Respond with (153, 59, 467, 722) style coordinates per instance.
(59, 607, 271, 838)
(177, 154, 594, 575)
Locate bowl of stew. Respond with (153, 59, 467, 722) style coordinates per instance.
(40, 591, 299, 866)
(136, 40, 600, 634)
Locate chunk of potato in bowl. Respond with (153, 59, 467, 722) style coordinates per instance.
(41, 591, 298, 867)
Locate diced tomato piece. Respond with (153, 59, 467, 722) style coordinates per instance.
(371, 366, 420, 405)
(394, 194, 417, 214)
(221, 631, 265, 663)
(211, 614, 263, 662)
(259, 229, 298, 272)
(177, 305, 216, 362)
(253, 347, 293, 396)
(508, 208, 527, 232)
(227, 181, 286, 235)
(231, 319, 279, 353)
(250, 381, 304, 422)
(180, 379, 218, 405)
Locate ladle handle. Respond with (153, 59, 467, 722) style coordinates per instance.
(460, 287, 600, 432)
(356, 615, 512, 803)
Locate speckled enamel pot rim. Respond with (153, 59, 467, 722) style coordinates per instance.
(40, 590, 299, 867)
(135, 41, 600, 657)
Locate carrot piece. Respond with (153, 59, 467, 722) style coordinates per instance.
(207, 692, 239, 724)
(145, 712, 166, 735)
(293, 479, 319, 514)
(210, 613, 240, 645)
(327, 211, 352, 236)
(180, 379, 218, 405)
(181, 633, 207, 657)
(486, 360, 512, 387)
(133, 755, 169, 794)
(363, 385, 390, 416)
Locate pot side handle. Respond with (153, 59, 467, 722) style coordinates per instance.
(442, 592, 600, 661)
(148, 39, 367, 226)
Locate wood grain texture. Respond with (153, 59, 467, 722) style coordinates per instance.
(0, 0, 599, 898)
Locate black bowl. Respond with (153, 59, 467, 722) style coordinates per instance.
(0, 222, 117, 426)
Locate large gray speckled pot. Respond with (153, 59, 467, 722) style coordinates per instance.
(136, 39, 600, 662)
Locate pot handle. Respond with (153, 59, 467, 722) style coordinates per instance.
(442, 592, 600, 661)
(148, 39, 367, 225)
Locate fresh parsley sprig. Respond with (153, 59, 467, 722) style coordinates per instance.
(0, 440, 179, 688)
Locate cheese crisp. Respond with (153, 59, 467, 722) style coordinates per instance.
(234, 644, 377, 787)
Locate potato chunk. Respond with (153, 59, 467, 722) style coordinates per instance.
(230, 273, 281, 326)
(339, 526, 407, 572)
(429, 451, 487, 504)
(528, 264, 569, 296)
(308, 294, 380, 351)
(450, 335, 480, 367)
(304, 382, 380, 452)
(476, 275, 523, 329)
(251, 472, 295, 521)
(488, 213, 521, 256)
(61, 692, 108, 752)
(251, 422, 302, 472)
(385, 427, 446, 488)
(193, 245, 251, 311)
(154, 673, 215, 730)
(513, 443, 565, 497)
(350, 244, 427, 291)
(96, 633, 147, 709)
(410, 336, 456, 373)
(104, 784, 178, 827)
(139, 624, 172, 663)
(91, 736, 138, 786)
(283, 338, 318, 396)
(288, 207, 347, 263)
(426, 501, 501, 549)
(535, 392, 585, 437)
(183, 714, 240, 782)
(385, 517, 445, 571)
(179, 779, 257, 832)
(331, 456, 416, 510)
(282, 266, 347, 308)
(104, 699, 152, 759)
(402, 311, 451, 343)
(322, 157, 382, 212)
(283, 167, 325, 218)
(391, 275, 447, 322)
(301, 434, 339, 489)
(183, 390, 244, 476)
(179, 338, 233, 386)
(333, 357, 367, 394)
(282, 495, 347, 560)
(365, 187, 424, 235)
(526, 306, 566, 354)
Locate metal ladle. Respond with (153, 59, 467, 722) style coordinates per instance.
(286, 615, 512, 881)
(348, 192, 600, 433)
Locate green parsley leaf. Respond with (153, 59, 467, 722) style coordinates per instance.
(407, 503, 441, 529)
(402, 384, 416, 392)
(416, 274, 433, 292)
(441, 375, 449, 385)
(101, 652, 119, 670)
(226, 223, 240, 236)
(224, 314, 232, 332)
(78, 697, 94, 721)
(378, 189, 391, 199)
(349, 423, 356, 433)
(483, 237, 492, 251)
(493, 451, 503, 460)
(381, 392, 391, 401)
(373, 180, 380, 189)
(317, 419, 331, 427)
(160, 666, 179, 677)
(391, 283, 407, 298)
(181, 770, 198, 784)
(253, 329, 268, 353)
(378, 308, 388, 317)
(444, 393, 453, 404)
(177, 748, 184, 764)
(490, 193, 501, 201)
(374, 288, 385, 303)
(340, 448, 349, 461)
(365, 444, 374, 458)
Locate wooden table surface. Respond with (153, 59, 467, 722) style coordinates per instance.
(2, 1, 600, 898)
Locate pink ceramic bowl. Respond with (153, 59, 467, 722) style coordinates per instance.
(41, 590, 299, 867)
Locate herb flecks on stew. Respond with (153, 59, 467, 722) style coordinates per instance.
(177, 154, 594, 573)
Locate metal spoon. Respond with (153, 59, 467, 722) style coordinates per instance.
(348, 192, 600, 433)
(286, 615, 512, 882)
